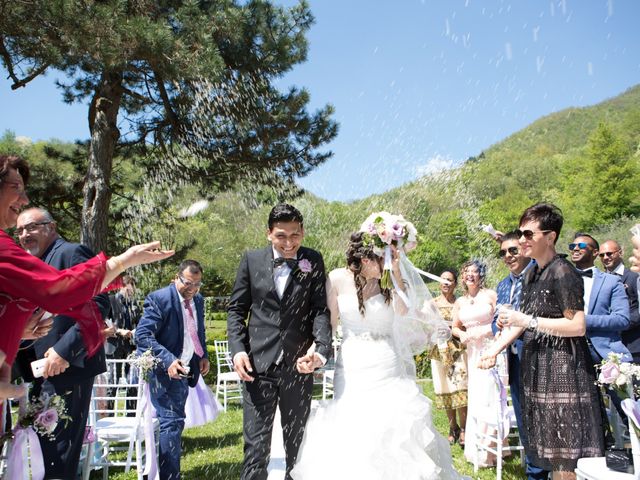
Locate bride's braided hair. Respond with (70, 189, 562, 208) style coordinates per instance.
(346, 232, 391, 314)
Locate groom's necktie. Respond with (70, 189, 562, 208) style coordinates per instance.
(184, 299, 204, 357)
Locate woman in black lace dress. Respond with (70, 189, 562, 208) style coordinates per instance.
(479, 203, 605, 480)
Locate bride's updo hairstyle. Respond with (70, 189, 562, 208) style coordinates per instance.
(346, 232, 391, 314)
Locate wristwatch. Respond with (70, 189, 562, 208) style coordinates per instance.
(528, 315, 538, 330)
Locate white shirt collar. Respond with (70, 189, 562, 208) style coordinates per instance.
(612, 263, 625, 275)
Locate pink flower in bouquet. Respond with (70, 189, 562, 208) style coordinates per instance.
(377, 224, 393, 244)
(298, 259, 312, 273)
(35, 408, 59, 433)
(599, 361, 621, 384)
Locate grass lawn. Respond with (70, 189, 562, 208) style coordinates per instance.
(91, 379, 525, 479)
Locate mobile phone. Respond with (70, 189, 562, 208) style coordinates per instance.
(31, 358, 47, 378)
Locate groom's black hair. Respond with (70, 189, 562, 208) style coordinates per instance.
(268, 203, 304, 230)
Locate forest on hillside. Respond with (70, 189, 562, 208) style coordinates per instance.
(2, 84, 639, 294)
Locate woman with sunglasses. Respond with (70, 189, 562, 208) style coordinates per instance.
(451, 259, 502, 465)
(479, 203, 605, 480)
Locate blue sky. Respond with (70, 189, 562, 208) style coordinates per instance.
(1, 1, 639, 201)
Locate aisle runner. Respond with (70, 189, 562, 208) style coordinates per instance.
(267, 401, 320, 480)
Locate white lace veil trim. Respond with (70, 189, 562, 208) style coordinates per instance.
(391, 250, 452, 379)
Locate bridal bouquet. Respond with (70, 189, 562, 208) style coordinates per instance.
(596, 352, 640, 399)
(129, 349, 160, 382)
(359, 211, 418, 289)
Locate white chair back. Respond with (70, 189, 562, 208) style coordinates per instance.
(214, 340, 242, 411)
(82, 358, 157, 480)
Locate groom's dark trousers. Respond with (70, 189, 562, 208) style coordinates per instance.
(243, 362, 314, 480)
(227, 245, 332, 480)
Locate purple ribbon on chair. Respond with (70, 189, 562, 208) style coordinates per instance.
(489, 368, 511, 440)
(141, 382, 159, 480)
(6, 427, 45, 480)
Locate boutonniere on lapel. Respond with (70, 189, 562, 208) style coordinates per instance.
(295, 258, 313, 276)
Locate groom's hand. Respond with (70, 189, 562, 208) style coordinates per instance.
(233, 352, 254, 382)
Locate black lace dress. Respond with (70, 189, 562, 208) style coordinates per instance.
(519, 255, 605, 472)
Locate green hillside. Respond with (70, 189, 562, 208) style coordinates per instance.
(2, 84, 639, 294)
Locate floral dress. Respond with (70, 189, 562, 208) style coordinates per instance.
(430, 301, 468, 410)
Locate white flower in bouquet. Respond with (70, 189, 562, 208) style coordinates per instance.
(129, 349, 160, 382)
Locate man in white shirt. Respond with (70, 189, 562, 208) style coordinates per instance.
(227, 203, 332, 480)
(601, 239, 640, 362)
(136, 260, 209, 480)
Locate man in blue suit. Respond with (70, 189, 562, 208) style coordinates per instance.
(491, 231, 548, 480)
(570, 233, 631, 363)
(600, 239, 640, 363)
(136, 259, 209, 480)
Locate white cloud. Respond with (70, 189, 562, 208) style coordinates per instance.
(414, 154, 456, 178)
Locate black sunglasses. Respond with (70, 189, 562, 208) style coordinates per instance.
(569, 242, 590, 251)
(599, 250, 620, 258)
(499, 246, 519, 257)
(515, 229, 552, 240)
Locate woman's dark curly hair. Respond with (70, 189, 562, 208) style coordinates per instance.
(346, 231, 391, 314)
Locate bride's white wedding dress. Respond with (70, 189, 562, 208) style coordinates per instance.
(291, 289, 464, 479)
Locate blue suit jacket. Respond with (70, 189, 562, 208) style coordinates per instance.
(492, 273, 524, 358)
(135, 284, 207, 387)
(585, 268, 632, 362)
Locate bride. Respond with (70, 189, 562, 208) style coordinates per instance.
(291, 217, 465, 480)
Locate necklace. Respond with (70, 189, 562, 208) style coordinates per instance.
(466, 291, 479, 305)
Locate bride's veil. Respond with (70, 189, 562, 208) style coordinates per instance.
(392, 251, 451, 379)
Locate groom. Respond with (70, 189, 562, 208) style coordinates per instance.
(227, 203, 332, 480)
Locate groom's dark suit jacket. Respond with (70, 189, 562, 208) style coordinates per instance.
(227, 246, 332, 373)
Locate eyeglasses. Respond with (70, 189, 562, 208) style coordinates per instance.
(599, 250, 621, 258)
(15, 221, 51, 235)
(569, 242, 590, 251)
(516, 229, 552, 240)
(178, 275, 203, 289)
(3, 181, 26, 197)
(499, 246, 519, 258)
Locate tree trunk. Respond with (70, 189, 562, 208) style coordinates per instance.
(81, 70, 123, 253)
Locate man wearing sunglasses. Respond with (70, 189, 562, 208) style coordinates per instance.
(570, 233, 631, 362)
(136, 260, 209, 480)
(600, 239, 640, 363)
(491, 232, 547, 480)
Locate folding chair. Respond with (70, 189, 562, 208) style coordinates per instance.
(82, 358, 159, 480)
(473, 354, 524, 480)
(214, 340, 242, 411)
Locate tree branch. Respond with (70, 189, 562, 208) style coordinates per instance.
(0, 36, 50, 89)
